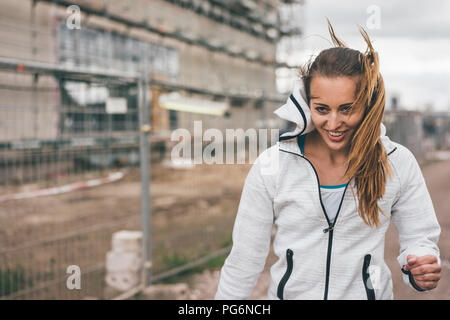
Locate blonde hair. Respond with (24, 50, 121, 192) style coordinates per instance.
(299, 20, 393, 227)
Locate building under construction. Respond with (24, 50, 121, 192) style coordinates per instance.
(0, 0, 304, 176)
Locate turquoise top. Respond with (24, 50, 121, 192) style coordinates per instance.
(299, 134, 348, 189)
(299, 134, 306, 154)
(320, 183, 348, 189)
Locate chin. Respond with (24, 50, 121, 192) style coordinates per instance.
(325, 141, 348, 151)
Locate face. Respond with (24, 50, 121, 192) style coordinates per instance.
(309, 76, 365, 152)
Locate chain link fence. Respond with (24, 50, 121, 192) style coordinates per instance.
(0, 58, 154, 299)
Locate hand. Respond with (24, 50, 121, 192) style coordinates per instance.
(403, 255, 441, 291)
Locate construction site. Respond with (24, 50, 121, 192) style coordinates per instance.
(0, 0, 449, 300)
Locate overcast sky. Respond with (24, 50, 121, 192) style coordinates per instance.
(278, 0, 450, 112)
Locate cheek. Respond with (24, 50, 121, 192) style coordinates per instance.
(347, 112, 365, 127)
(310, 113, 325, 127)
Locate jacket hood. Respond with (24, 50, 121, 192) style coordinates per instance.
(273, 79, 387, 140)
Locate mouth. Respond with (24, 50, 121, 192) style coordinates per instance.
(325, 129, 348, 142)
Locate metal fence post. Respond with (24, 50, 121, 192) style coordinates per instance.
(138, 77, 152, 287)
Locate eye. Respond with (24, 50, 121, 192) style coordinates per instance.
(341, 106, 352, 113)
(315, 107, 327, 113)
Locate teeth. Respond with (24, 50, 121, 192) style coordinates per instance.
(329, 131, 344, 137)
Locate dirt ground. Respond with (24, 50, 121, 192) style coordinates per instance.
(188, 157, 450, 300)
(0, 160, 250, 299)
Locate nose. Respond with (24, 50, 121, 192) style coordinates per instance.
(327, 112, 343, 130)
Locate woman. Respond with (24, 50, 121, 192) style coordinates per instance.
(215, 23, 441, 300)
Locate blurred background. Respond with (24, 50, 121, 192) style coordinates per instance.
(0, 0, 448, 300)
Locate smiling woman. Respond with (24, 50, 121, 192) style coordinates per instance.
(215, 21, 441, 300)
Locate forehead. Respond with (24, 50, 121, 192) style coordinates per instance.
(310, 76, 357, 103)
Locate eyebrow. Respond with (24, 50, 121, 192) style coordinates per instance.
(313, 102, 354, 107)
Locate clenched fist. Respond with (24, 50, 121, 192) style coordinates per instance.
(403, 255, 441, 291)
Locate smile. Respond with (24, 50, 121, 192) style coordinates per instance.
(325, 130, 348, 141)
(327, 130, 346, 136)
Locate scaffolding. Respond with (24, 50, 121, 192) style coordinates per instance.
(35, 0, 304, 69)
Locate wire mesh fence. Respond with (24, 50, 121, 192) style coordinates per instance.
(0, 59, 149, 299)
(0, 58, 278, 299)
(0, 60, 280, 301)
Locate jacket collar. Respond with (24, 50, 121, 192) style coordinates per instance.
(274, 79, 396, 156)
(274, 79, 316, 141)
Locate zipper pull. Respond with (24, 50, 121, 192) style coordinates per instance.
(323, 226, 334, 233)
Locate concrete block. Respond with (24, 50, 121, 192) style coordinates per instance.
(105, 270, 140, 292)
(111, 230, 143, 252)
(106, 250, 142, 272)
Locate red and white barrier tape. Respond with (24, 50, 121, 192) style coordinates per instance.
(0, 171, 124, 203)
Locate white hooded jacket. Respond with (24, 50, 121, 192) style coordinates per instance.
(215, 79, 441, 300)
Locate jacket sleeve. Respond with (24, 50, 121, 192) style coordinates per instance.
(215, 147, 277, 300)
(391, 145, 441, 292)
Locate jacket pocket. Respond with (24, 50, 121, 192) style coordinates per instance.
(277, 249, 294, 300)
(362, 254, 376, 300)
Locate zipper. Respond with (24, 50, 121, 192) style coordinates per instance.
(277, 135, 397, 300)
(299, 154, 348, 300)
(295, 135, 348, 300)
(277, 249, 294, 300)
(362, 254, 376, 300)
